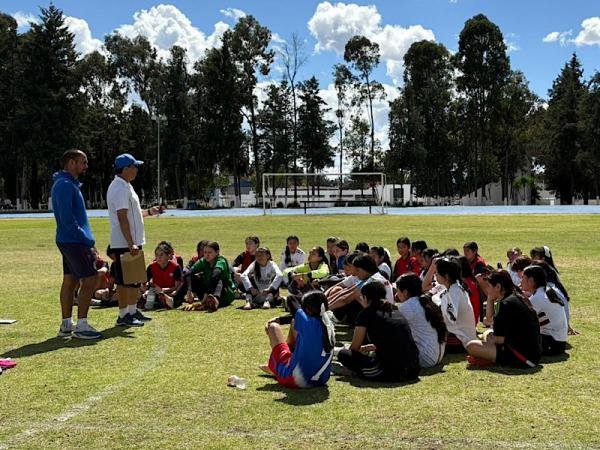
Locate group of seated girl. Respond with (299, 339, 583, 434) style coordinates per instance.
(93, 235, 573, 388)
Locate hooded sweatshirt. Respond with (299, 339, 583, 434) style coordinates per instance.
(51, 171, 95, 247)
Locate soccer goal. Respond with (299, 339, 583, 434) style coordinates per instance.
(262, 172, 387, 215)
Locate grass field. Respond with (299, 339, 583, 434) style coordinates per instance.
(0, 214, 599, 449)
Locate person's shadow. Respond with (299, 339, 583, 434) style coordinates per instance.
(256, 378, 330, 405)
(1, 326, 136, 359)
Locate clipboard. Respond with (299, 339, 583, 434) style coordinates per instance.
(120, 251, 147, 284)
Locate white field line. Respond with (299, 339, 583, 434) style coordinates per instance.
(0, 322, 168, 450)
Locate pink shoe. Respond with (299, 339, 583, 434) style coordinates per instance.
(0, 358, 17, 369)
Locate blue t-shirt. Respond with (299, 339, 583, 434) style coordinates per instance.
(280, 309, 332, 387)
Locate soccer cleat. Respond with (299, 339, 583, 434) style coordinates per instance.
(72, 323, 102, 340)
(116, 313, 144, 327)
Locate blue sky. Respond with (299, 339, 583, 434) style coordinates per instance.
(4, 0, 600, 157)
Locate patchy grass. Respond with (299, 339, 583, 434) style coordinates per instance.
(0, 214, 599, 449)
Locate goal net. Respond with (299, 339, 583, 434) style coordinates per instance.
(262, 172, 387, 215)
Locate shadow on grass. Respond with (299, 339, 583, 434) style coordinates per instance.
(0, 326, 136, 359)
(466, 364, 543, 375)
(335, 374, 420, 389)
(256, 382, 330, 405)
(540, 352, 570, 364)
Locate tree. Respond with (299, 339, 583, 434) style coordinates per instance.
(191, 41, 246, 205)
(224, 15, 274, 200)
(0, 13, 18, 204)
(15, 5, 81, 208)
(541, 54, 586, 204)
(580, 72, 600, 200)
(280, 33, 308, 200)
(344, 35, 385, 173)
(257, 81, 293, 197)
(297, 76, 335, 195)
(455, 14, 510, 199)
(332, 63, 355, 198)
(162, 45, 191, 201)
(398, 40, 454, 199)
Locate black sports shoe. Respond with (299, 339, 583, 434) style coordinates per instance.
(133, 310, 152, 322)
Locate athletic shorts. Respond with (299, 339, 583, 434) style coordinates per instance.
(268, 342, 298, 389)
(110, 247, 143, 287)
(57, 243, 97, 279)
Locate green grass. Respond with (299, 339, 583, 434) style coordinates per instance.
(0, 214, 599, 449)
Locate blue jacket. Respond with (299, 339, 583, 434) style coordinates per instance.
(51, 171, 95, 247)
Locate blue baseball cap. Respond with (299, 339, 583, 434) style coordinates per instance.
(114, 153, 144, 169)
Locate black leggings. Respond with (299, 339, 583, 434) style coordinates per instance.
(337, 348, 419, 382)
(541, 334, 566, 356)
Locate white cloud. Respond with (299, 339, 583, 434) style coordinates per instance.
(573, 17, 600, 46)
(12, 11, 39, 30)
(116, 4, 228, 65)
(307, 2, 435, 84)
(220, 8, 246, 21)
(504, 33, 519, 53)
(542, 30, 572, 46)
(64, 16, 104, 56)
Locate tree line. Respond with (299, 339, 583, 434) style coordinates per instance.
(0, 7, 598, 209)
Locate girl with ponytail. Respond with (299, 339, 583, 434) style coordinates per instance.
(521, 265, 567, 355)
(337, 281, 420, 382)
(396, 274, 447, 368)
(262, 291, 334, 388)
(466, 270, 542, 368)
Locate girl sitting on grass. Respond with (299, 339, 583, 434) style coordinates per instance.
(240, 247, 284, 310)
(521, 265, 568, 355)
(262, 290, 335, 388)
(436, 257, 477, 353)
(279, 235, 305, 273)
(369, 246, 392, 280)
(396, 274, 447, 368)
(337, 281, 420, 382)
(183, 241, 236, 312)
(283, 246, 330, 315)
(466, 270, 541, 368)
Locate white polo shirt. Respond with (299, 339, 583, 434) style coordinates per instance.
(107, 175, 145, 248)
(529, 287, 567, 342)
(399, 296, 445, 368)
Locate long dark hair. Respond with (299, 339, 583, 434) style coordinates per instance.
(523, 265, 564, 306)
(352, 254, 379, 275)
(483, 270, 532, 309)
(530, 246, 559, 274)
(396, 274, 447, 343)
(253, 247, 272, 281)
(302, 290, 335, 352)
(437, 257, 469, 293)
(530, 260, 569, 302)
(284, 235, 299, 265)
(361, 281, 394, 316)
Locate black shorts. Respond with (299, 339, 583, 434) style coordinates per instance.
(110, 247, 143, 287)
(57, 243, 97, 279)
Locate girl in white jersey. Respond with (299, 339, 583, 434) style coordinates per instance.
(279, 235, 305, 274)
(241, 247, 284, 310)
(521, 265, 567, 355)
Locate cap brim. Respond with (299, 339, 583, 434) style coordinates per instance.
(134, 160, 144, 166)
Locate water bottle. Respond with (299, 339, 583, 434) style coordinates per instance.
(146, 287, 156, 310)
(227, 375, 247, 389)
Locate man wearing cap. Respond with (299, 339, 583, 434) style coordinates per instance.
(52, 149, 102, 339)
(107, 153, 162, 327)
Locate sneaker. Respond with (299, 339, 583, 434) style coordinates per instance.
(91, 298, 102, 307)
(262, 301, 271, 309)
(466, 355, 494, 367)
(57, 321, 74, 337)
(72, 323, 102, 340)
(133, 310, 152, 322)
(116, 313, 144, 327)
(243, 301, 252, 310)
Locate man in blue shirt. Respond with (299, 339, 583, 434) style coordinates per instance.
(51, 149, 102, 340)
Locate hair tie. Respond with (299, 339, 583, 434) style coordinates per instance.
(543, 246, 551, 258)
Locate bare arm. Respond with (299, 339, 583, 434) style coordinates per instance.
(349, 326, 367, 351)
(116, 209, 137, 255)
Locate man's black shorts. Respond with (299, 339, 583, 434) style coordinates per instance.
(57, 243, 98, 279)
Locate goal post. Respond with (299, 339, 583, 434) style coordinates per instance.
(262, 172, 387, 215)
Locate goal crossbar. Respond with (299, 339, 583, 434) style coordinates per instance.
(262, 172, 387, 215)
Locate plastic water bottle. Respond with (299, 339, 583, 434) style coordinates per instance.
(227, 375, 247, 389)
(146, 287, 156, 310)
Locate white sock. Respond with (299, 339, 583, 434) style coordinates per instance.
(119, 307, 128, 318)
(128, 304, 137, 315)
(62, 318, 73, 329)
(76, 318, 87, 329)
